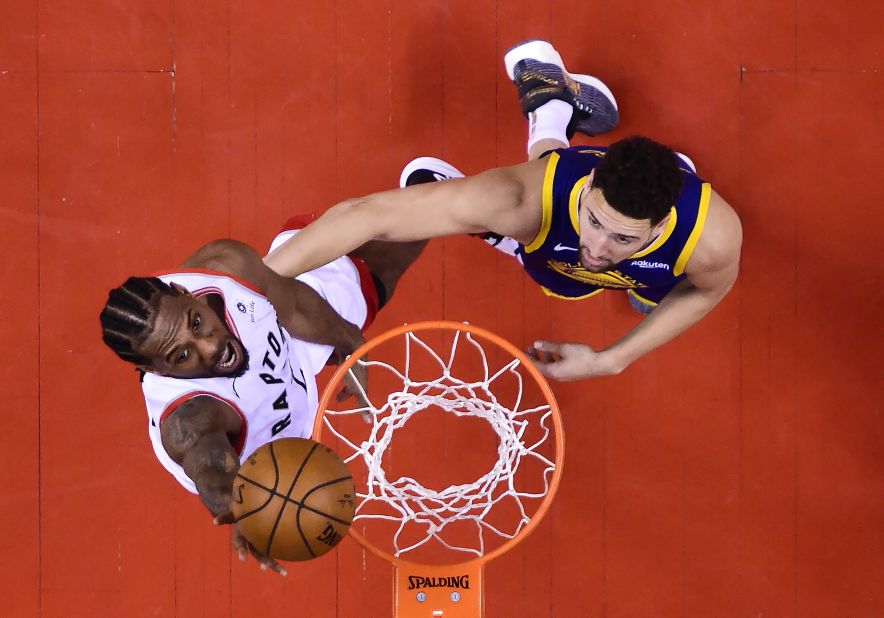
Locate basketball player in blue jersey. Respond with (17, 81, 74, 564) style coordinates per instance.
(100, 222, 426, 575)
(264, 39, 742, 382)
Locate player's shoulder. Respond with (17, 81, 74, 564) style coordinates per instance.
(688, 189, 742, 274)
(182, 239, 267, 287)
(503, 157, 550, 186)
(159, 394, 240, 462)
(553, 145, 607, 164)
(182, 238, 259, 268)
(546, 146, 605, 182)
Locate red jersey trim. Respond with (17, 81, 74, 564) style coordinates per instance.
(158, 391, 249, 456)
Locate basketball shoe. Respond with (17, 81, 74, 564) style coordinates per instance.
(399, 156, 464, 188)
(398, 157, 521, 257)
(504, 39, 619, 138)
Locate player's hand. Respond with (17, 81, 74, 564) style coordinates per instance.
(527, 340, 623, 381)
(213, 511, 288, 576)
(337, 358, 368, 403)
(331, 325, 371, 418)
(338, 359, 372, 423)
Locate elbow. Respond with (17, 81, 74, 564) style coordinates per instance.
(327, 197, 372, 230)
(329, 195, 392, 241)
(330, 197, 361, 214)
(331, 196, 373, 218)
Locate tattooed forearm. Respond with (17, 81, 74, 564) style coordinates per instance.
(164, 418, 200, 457)
(199, 478, 237, 517)
(191, 444, 239, 475)
(182, 433, 241, 518)
(160, 399, 225, 462)
(158, 396, 244, 519)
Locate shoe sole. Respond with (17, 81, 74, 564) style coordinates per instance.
(571, 72, 618, 111)
(504, 39, 564, 80)
(504, 40, 618, 112)
(399, 156, 465, 188)
(676, 152, 697, 173)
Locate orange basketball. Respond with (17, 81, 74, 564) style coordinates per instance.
(231, 437, 355, 561)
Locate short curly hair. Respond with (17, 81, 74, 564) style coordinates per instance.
(591, 136, 683, 225)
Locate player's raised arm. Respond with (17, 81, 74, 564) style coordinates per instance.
(264, 160, 546, 278)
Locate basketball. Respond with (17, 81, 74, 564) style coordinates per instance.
(231, 437, 355, 561)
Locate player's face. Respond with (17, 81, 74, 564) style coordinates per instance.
(577, 182, 666, 273)
(137, 292, 249, 379)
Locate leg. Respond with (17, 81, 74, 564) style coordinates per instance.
(503, 39, 619, 160)
(346, 239, 427, 307)
(526, 101, 573, 161)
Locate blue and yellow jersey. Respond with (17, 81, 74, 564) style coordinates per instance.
(517, 146, 712, 307)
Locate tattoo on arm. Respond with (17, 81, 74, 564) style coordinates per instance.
(160, 398, 224, 462)
(184, 442, 237, 474)
(159, 397, 242, 517)
(182, 431, 241, 518)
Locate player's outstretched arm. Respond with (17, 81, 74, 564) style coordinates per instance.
(531, 191, 743, 380)
(160, 396, 287, 575)
(263, 161, 546, 278)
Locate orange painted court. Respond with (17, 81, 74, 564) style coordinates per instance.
(2, 1, 882, 616)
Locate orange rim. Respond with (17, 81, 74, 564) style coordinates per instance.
(314, 320, 565, 569)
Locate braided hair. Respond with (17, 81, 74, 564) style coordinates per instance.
(100, 276, 181, 365)
(591, 136, 683, 225)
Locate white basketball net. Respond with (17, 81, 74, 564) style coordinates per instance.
(321, 328, 557, 559)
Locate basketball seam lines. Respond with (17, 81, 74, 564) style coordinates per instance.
(273, 441, 320, 558)
(232, 470, 279, 522)
(297, 477, 355, 526)
(262, 441, 284, 555)
(234, 474, 354, 525)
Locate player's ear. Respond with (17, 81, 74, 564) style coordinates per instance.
(651, 213, 671, 236)
(170, 282, 191, 296)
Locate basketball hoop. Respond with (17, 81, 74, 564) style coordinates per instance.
(314, 321, 564, 617)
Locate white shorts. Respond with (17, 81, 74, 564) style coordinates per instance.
(268, 230, 370, 377)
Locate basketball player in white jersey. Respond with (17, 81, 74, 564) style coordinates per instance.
(100, 217, 426, 575)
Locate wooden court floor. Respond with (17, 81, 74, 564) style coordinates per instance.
(1, 1, 882, 616)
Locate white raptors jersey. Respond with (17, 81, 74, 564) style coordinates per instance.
(142, 270, 319, 493)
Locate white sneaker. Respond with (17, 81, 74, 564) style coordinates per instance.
(676, 152, 697, 173)
(398, 157, 520, 257)
(504, 38, 619, 137)
(399, 156, 465, 188)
